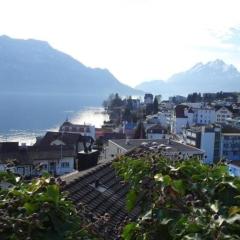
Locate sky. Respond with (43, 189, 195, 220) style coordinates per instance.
(0, 0, 240, 87)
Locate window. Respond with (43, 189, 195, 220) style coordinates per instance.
(61, 162, 70, 168)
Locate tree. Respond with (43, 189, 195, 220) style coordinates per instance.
(113, 155, 240, 240)
(153, 97, 159, 114)
(133, 121, 146, 139)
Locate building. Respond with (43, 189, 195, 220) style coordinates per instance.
(33, 131, 84, 175)
(229, 161, 240, 177)
(193, 107, 216, 125)
(146, 124, 169, 140)
(172, 105, 194, 134)
(59, 120, 95, 139)
(144, 93, 153, 105)
(106, 139, 204, 161)
(215, 106, 233, 123)
(221, 125, 240, 161)
(0, 142, 33, 177)
(184, 124, 221, 164)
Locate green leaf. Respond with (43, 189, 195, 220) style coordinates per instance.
(126, 189, 137, 211)
(46, 185, 60, 204)
(122, 223, 137, 240)
(23, 202, 37, 214)
(172, 180, 185, 195)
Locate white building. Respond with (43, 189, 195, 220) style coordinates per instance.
(215, 106, 233, 124)
(193, 107, 216, 125)
(185, 124, 221, 164)
(146, 124, 169, 140)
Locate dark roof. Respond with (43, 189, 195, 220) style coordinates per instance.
(35, 131, 82, 147)
(175, 104, 189, 118)
(146, 124, 168, 134)
(0, 142, 18, 152)
(63, 138, 204, 238)
(222, 125, 240, 134)
(229, 161, 240, 167)
(63, 162, 142, 239)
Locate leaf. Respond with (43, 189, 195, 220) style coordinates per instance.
(126, 190, 137, 211)
(226, 214, 240, 224)
(24, 202, 37, 214)
(122, 223, 137, 240)
(46, 185, 60, 204)
(172, 180, 185, 195)
(229, 206, 240, 216)
(210, 201, 219, 213)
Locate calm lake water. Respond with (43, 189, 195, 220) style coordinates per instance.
(0, 93, 109, 145)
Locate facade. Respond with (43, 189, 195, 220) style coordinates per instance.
(172, 105, 194, 134)
(221, 126, 240, 161)
(146, 124, 169, 140)
(193, 107, 216, 125)
(185, 124, 221, 164)
(215, 106, 233, 123)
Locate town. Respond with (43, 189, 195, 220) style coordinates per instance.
(1, 91, 240, 178)
(1, 91, 240, 239)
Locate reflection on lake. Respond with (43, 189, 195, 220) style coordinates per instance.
(0, 107, 109, 145)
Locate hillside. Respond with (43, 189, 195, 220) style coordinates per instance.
(0, 35, 142, 97)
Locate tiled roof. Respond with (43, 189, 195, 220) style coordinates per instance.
(35, 131, 82, 147)
(63, 162, 142, 239)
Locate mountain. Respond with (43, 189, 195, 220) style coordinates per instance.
(135, 59, 240, 97)
(0, 35, 142, 97)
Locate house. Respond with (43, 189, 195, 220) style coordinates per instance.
(172, 104, 194, 134)
(0, 142, 33, 176)
(221, 125, 240, 161)
(146, 124, 169, 140)
(184, 124, 221, 164)
(59, 120, 95, 139)
(215, 106, 233, 123)
(33, 131, 83, 175)
(193, 107, 216, 125)
(106, 139, 204, 161)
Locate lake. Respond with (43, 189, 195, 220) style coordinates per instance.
(0, 93, 109, 145)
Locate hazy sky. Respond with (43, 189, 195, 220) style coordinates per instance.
(0, 0, 240, 87)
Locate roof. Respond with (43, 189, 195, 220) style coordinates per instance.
(175, 104, 189, 118)
(215, 105, 233, 113)
(35, 131, 82, 147)
(146, 124, 168, 134)
(222, 125, 240, 134)
(229, 161, 240, 167)
(63, 162, 142, 239)
(63, 138, 204, 238)
(109, 139, 204, 155)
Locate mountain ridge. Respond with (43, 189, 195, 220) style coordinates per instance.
(0, 35, 142, 97)
(135, 59, 240, 97)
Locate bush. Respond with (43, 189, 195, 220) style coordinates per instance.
(113, 155, 240, 240)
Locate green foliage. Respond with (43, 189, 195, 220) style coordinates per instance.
(113, 155, 240, 240)
(0, 175, 95, 240)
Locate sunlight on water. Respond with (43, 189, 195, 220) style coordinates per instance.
(70, 107, 109, 128)
(0, 107, 109, 145)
